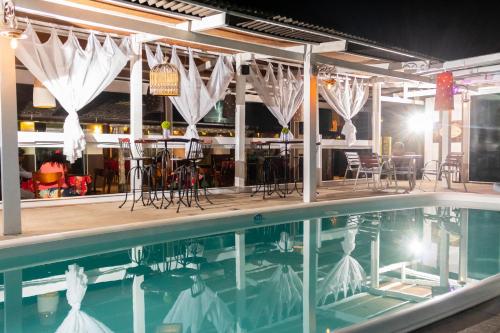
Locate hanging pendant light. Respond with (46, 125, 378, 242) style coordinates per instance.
(434, 71, 454, 111)
(149, 58, 180, 96)
(33, 78, 56, 108)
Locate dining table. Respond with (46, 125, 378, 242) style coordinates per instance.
(382, 154, 422, 192)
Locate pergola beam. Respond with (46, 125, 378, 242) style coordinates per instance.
(16, 0, 303, 62)
(313, 54, 435, 84)
(176, 12, 227, 32)
(16, 0, 434, 82)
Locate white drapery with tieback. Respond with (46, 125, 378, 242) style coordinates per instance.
(163, 284, 234, 333)
(319, 77, 369, 147)
(247, 61, 303, 140)
(317, 220, 366, 305)
(55, 264, 114, 333)
(248, 264, 303, 327)
(145, 45, 234, 142)
(16, 22, 131, 163)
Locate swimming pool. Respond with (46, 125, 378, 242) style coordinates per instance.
(0, 193, 498, 333)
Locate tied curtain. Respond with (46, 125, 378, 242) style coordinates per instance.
(16, 23, 131, 163)
(319, 77, 369, 147)
(248, 232, 302, 327)
(145, 44, 234, 140)
(248, 61, 303, 139)
(317, 217, 366, 305)
(55, 264, 113, 333)
(163, 283, 234, 333)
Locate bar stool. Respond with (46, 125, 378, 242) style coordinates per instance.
(118, 138, 158, 211)
(168, 138, 211, 212)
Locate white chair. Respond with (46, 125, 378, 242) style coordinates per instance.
(343, 152, 361, 184)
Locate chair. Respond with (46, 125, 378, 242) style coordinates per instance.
(168, 139, 211, 212)
(33, 172, 63, 198)
(435, 152, 467, 192)
(420, 160, 441, 190)
(343, 152, 361, 184)
(118, 138, 158, 211)
(354, 153, 396, 191)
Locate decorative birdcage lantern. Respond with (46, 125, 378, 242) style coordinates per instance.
(149, 60, 180, 96)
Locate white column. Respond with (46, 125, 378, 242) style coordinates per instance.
(303, 219, 319, 333)
(303, 45, 317, 203)
(132, 275, 145, 333)
(370, 230, 380, 288)
(371, 83, 382, 155)
(441, 110, 451, 161)
(462, 98, 471, 181)
(424, 97, 434, 165)
(4, 270, 23, 333)
(130, 38, 143, 191)
(0, 37, 21, 235)
(235, 231, 246, 333)
(458, 209, 468, 284)
(234, 55, 246, 190)
(439, 227, 450, 287)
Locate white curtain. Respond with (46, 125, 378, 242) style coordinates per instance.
(145, 44, 234, 140)
(248, 264, 302, 327)
(319, 77, 369, 147)
(317, 219, 366, 305)
(163, 285, 234, 333)
(16, 23, 131, 163)
(55, 264, 114, 333)
(248, 61, 303, 139)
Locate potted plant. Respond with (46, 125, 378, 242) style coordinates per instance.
(161, 121, 171, 138)
(281, 127, 290, 141)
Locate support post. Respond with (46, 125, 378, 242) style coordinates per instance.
(130, 38, 143, 191)
(441, 110, 451, 161)
(440, 110, 451, 187)
(303, 219, 319, 333)
(303, 45, 318, 203)
(462, 98, 471, 181)
(132, 275, 145, 333)
(458, 209, 468, 284)
(0, 37, 21, 235)
(234, 55, 247, 190)
(371, 83, 382, 155)
(235, 231, 246, 333)
(424, 97, 434, 165)
(439, 226, 450, 287)
(4, 270, 23, 333)
(371, 230, 380, 288)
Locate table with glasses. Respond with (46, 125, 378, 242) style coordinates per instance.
(118, 137, 213, 212)
(382, 154, 422, 192)
(251, 139, 303, 199)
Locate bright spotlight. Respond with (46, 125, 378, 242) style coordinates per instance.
(406, 113, 430, 134)
(408, 238, 423, 257)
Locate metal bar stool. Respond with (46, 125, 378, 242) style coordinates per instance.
(118, 138, 157, 211)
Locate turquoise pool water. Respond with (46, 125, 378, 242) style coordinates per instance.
(0, 206, 499, 333)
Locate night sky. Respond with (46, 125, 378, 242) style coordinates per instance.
(227, 0, 500, 61)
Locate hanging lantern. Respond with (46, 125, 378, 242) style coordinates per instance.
(434, 71, 454, 111)
(323, 78, 336, 90)
(149, 60, 180, 96)
(33, 78, 56, 108)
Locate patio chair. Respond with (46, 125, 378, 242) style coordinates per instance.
(435, 152, 467, 192)
(354, 153, 397, 191)
(343, 151, 361, 184)
(33, 172, 64, 198)
(419, 160, 441, 190)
